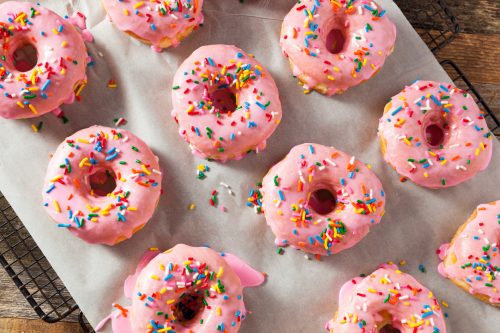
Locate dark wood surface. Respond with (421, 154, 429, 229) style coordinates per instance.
(0, 1, 498, 332)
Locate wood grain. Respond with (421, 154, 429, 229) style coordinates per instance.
(436, 33, 500, 85)
(445, 0, 499, 34)
(0, 318, 80, 333)
(0, 1, 498, 332)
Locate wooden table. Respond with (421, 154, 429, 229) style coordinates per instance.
(1, 1, 498, 332)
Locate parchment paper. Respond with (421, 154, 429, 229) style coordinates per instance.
(0, 0, 499, 332)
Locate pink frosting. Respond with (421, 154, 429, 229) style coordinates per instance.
(378, 80, 493, 188)
(171, 45, 282, 162)
(0, 1, 88, 119)
(280, 0, 396, 95)
(326, 265, 447, 333)
(96, 245, 265, 332)
(261, 143, 385, 256)
(42, 125, 162, 245)
(101, 0, 204, 50)
(438, 200, 500, 305)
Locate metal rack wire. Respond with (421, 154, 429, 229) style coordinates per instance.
(0, 2, 497, 333)
(396, 0, 460, 52)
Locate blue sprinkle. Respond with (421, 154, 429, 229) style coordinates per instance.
(391, 106, 403, 116)
(41, 80, 51, 92)
(45, 184, 55, 193)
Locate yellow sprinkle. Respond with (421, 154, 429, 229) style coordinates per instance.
(52, 28, 59, 35)
(77, 138, 90, 144)
(216, 267, 224, 278)
(133, 1, 144, 9)
(141, 164, 152, 175)
(127, 207, 138, 211)
(53, 200, 61, 213)
(186, 105, 195, 113)
(17, 101, 25, 109)
(150, 275, 160, 280)
(166, 299, 175, 305)
(28, 104, 38, 114)
(188, 203, 196, 210)
(79, 157, 89, 168)
(217, 306, 222, 316)
(61, 41, 68, 48)
(124, 9, 129, 16)
(50, 175, 63, 182)
(31, 124, 38, 132)
(327, 75, 335, 81)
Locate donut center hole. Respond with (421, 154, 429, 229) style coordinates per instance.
(379, 324, 401, 333)
(89, 169, 116, 197)
(425, 123, 445, 147)
(211, 87, 237, 114)
(309, 188, 337, 215)
(13, 43, 38, 72)
(326, 29, 346, 54)
(172, 291, 205, 324)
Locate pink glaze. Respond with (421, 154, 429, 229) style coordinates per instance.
(261, 143, 385, 256)
(0, 1, 88, 119)
(326, 265, 447, 333)
(68, 11, 94, 42)
(378, 80, 493, 188)
(438, 200, 500, 305)
(101, 0, 204, 50)
(280, 0, 396, 95)
(171, 45, 282, 162)
(42, 126, 162, 245)
(96, 245, 265, 332)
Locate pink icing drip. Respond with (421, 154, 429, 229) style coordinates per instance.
(123, 250, 161, 299)
(222, 253, 265, 288)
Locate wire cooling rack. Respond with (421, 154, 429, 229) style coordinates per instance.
(396, 0, 460, 52)
(0, 2, 497, 333)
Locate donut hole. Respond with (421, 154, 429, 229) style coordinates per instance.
(211, 87, 237, 114)
(379, 324, 401, 333)
(89, 169, 117, 197)
(12, 43, 38, 72)
(172, 291, 205, 324)
(425, 123, 446, 147)
(326, 29, 346, 54)
(309, 188, 337, 215)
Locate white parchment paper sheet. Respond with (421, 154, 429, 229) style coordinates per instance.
(0, 0, 498, 331)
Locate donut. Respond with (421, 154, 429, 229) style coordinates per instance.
(101, 0, 204, 52)
(171, 44, 282, 162)
(0, 1, 87, 119)
(280, 0, 396, 95)
(326, 264, 448, 333)
(42, 125, 162, 245)
(378, 80, 493, 188)
(261, 143, 385, 256)
(95, 244, 265, 332)
(438, 200, 500, 306)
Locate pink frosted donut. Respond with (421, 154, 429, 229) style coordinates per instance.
(171, 44, 282, 162)
(378, 80, 493, 188)
(326, 264, 447, 333)
(261, 143, 385, 256)
(280, 0, 396, 95)
(101, 0, 204, 52)
(42, 125, 162, 245)
(0, 1, 87, 119)
(438, 200, 500, 306)
(96, 245, 265, 333)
